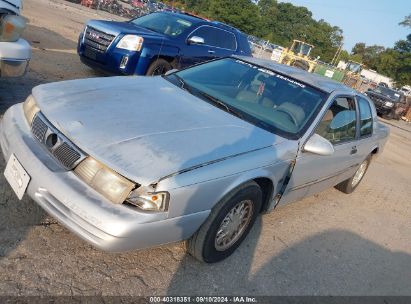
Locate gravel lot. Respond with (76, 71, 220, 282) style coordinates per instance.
(1, 0, 411, 296)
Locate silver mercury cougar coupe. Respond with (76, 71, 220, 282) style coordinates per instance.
(1, 56, 389, 263)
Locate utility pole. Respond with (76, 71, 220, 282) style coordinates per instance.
(331, 42, 343, 66)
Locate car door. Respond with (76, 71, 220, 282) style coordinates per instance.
(279, 96, 363, 205)
(179, 25, 218, 68)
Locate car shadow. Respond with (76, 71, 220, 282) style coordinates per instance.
(166, 228, 411, 295)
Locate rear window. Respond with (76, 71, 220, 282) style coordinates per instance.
(357, 96, 373, 137)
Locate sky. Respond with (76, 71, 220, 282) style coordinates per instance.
(280, 0, 410, 51)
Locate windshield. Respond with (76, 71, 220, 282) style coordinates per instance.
(373, 86, 403, 102)
(131, 13, 194, 37)
(292, 41, 312, 56)
(168, 58, 328, 138)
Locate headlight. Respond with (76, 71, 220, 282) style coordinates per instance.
(116, 35, 144, 51)
(23, 95, 40, 125)
(127, 191, 169, 212)
(74, 157, 135, 204)
(385, 101, 394, 107)
(0, 15, 26, 42)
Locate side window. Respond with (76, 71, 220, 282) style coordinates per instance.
(315, 97, 357, 144)
(215, 30, 237, 50)
(189, 27, 236, 50)
(357, 96, 373, 137)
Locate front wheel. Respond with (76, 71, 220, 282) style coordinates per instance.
(187, 181, 262, 263)
(146, 59, 172, 76)
(335, 156, 371, 194)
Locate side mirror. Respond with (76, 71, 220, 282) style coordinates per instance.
(164, 69, 179, 76)
(303, 134, 334, 156)
(187, 36, 205, 45)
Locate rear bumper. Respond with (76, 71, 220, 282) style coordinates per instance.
(0, 104, 209, 252)
(0, 39, 31, 77)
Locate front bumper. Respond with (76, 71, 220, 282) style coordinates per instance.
(77, 35, 150, 76)
(374, 104, 393, 116)
(0, 104, 209, 252)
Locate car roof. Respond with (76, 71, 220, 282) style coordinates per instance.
(235, 56, 356, 94)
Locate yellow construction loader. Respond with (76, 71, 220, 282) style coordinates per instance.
(279, 40, 317, 72)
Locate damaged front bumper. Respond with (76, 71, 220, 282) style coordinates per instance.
(0, 104, 209, 252)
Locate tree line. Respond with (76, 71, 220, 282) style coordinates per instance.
(165, 0, 410, 87)
(341, 14, 411, 87)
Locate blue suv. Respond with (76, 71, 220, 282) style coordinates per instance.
(77, 11, 252, 76)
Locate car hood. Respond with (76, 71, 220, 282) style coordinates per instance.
(32, 76, 284, 185)
(87, 20, 166, 39)
(367, 91, 399, 103)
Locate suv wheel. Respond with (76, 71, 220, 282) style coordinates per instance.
(187, 181, 262, 263)
(146, 59, 172, 76)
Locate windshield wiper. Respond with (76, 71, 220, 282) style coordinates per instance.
(165, 74, 244, 119)
(193, 90, 244, 119)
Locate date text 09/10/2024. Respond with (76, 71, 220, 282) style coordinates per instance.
(149, 296, 258, 303)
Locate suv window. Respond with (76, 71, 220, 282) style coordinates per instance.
(316, 97, 357, 144)
(190, 26, 236, 50)
(357, 96, 373, 137)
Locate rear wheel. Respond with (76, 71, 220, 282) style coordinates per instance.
(146, 59, 172, 76)
(187, 181, 262, 263)
(335, 156, 371, 194)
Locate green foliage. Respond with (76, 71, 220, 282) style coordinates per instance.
(175, 0, 343, 62)
(399, 14, 411, 28)
(167, 1, 410, 86)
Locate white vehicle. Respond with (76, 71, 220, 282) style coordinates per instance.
(0, 0, 31, 77)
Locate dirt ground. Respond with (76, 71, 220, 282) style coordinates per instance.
(0, 0, 410, 296)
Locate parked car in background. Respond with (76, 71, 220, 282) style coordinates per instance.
(77, 11, 252, 76)
(365, 86, 407, 119)
(0, 0, 31, 77)
(1, 56, 389, 263)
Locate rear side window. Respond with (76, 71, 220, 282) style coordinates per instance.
(357, 96, 373, 137)
(316, 97, 357, 144)
(190, 26, 236, 50)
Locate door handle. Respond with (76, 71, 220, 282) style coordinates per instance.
(350, 146, 357, 155)
(208, 50, 215, 54)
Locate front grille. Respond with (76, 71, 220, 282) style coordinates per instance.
(31, 113, 85, 170)
(52, 142, 81, 169)
(84, 26, 116, 53)
(32, 114, 48, 142)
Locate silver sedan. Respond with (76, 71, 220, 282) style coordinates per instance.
(1, 56, 389, 263)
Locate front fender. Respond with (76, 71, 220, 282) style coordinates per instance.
(134, 43, 180, 75)
(158, 143, 297, 218)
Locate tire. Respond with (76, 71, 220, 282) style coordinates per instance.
(383, 111, 395, 120)
(335, 155, 371, 194)
(146, 59, 172, 76)
(187, 181, 262, 263)
(292, 60, 310, 71)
